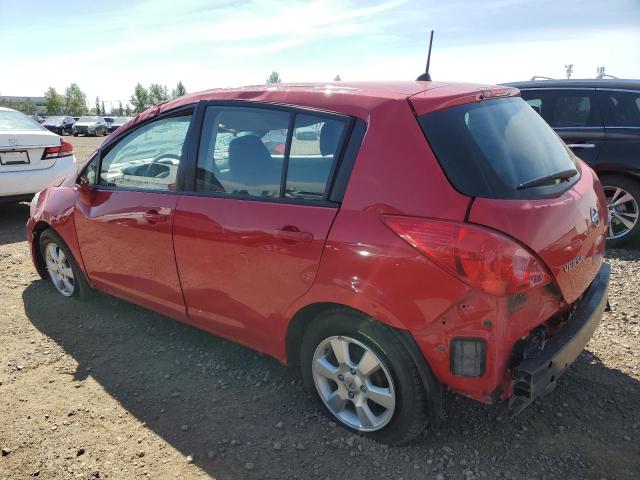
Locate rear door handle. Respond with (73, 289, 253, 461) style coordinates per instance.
(275, 228, 313, 242)
(567, 143, 595, 149)
(143, 209, 167, 223)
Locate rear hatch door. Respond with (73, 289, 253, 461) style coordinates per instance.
(417, 94, 607, 303)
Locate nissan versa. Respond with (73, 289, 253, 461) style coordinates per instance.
(27, 82, 610, 444)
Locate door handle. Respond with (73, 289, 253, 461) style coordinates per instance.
(275, 227, 313, 243)
(567, 143, 595, 149)
(143, 209, 167, 223)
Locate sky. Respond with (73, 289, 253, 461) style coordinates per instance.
(1, 0, 639, 109)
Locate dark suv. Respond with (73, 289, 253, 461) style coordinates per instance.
(504, 80, 640, 247)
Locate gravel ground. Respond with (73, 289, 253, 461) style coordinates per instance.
(0, 136, 639, 479)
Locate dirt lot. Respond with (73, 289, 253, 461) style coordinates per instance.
(1, 136, 639, 479)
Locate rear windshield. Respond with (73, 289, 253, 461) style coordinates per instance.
(418, 97, 579, 199)
(0, 110, 43, 131)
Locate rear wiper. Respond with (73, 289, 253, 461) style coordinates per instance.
(517, 169, 578, 190)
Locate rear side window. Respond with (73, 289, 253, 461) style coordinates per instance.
(419, 97, 578, 199)
(520, 90, 601, 128)
(195, 106, 347, 201)
(598, 90, 640, 127)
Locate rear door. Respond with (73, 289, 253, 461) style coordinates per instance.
(74, 108, 195, 320)
(520, 88, 604, 165)
(597, 88, 640, 173)
(173, 104, 351, 354)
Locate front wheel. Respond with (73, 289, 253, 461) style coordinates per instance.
(601, 174, 640, 248)
(39, 229, 91, 299)
(301, 309, 430, 445)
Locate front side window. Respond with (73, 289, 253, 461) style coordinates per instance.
(599, 90, 640, 127)
(99, 113, 191, 191)
(196, 106, 347, 201)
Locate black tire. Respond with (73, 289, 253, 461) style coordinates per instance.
(600, 174, 640, 248)
(73, 133, 78, 137)
(301, 308, 430, 445)
(39, 229, 91, 300)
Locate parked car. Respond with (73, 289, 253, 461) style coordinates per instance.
(504, 79, 640, 247)
(27, 82, 610, 444)
(31, 114, 46, 124)
(72, 116, 108, 136)
(295, 123, 319, 140)
(43, 116, 75, 136)
(0, 107, 76, 203)
(107, 116, 133, 134)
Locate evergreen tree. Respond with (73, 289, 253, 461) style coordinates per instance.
(266, 71, 282, 84)
(130, 83, 150, 114)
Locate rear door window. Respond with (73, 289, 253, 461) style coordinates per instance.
(519, 90, 601, 128)
(598, 90, 640, 127)
(418, 97, 579, 199)
(195, 106, 347, 201)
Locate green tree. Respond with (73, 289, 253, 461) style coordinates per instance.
(44, 87, 64, 114)
(118, 101, 124, 116)
(95, 96, 101, 115)
(334, 75, 341, 81)
(149, 83, 169, 105)
(102, 100, 106, 115)
(125, 105, 132, 116)
(266, 71, 281, 84)
(130, 83, 150, 114)
(64, 83, 87, 116)
(171, 81, 187, 99)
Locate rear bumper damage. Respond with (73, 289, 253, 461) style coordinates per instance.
(509, 262, 611, 414)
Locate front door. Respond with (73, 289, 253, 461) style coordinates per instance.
(173, 105, 350, 355)
(74, 110, 194, 320)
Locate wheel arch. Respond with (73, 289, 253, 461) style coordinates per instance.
(31, 220, 53, 278)
(285, 301, 443, 423)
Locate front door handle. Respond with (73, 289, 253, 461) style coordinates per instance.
(143, 209, 167, 223)
(275, 227, 313, 243)
(567, 143, 596, 149)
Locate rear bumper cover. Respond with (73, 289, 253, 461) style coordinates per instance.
(509, 262, 611, 414)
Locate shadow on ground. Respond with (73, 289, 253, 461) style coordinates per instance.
(0, 202, 30, 246)
(22, 279, 640, 480)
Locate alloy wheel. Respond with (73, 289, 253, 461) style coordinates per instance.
(45, 242, 75, 297)
(603, 185, 639, 240)
(311, 335, 396, 432)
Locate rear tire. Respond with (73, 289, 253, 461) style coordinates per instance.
(39, 229, 91, 300)
(600, 174, 640, 248)
(73, 133, 78, 137)
(301, 308, 429, 445)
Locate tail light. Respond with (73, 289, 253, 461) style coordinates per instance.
(42, 139, 74, 160)
(382, 216, 551, 296)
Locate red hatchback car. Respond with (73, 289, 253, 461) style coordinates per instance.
(27, 81, 610, 444)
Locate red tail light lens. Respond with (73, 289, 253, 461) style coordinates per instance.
(42, 139, 74, 160)
(382, 216, 551, 296)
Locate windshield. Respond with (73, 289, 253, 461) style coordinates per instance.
(418, 97, 578, 199)
(78, 116, 98, 122)
(45, 116, 64, 124)
(0, 110, 44, 131)
(113, 116, 132, 125)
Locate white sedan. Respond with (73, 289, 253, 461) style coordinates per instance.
(0, 107, 77, 203)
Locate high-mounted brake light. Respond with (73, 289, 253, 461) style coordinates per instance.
(480, 88, 518, 99)
(382, 216, 551, 296)
(42, 139, 74, 160)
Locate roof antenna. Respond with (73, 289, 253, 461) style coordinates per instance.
(416, 30, 434, 81)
